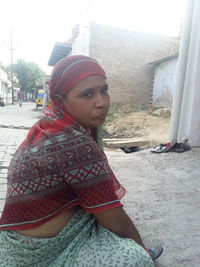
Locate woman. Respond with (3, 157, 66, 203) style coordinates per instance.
(0, 55, 158, 266)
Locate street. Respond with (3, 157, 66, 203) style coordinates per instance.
(0, 102, 200, 266)
(0, 102, 42, 211)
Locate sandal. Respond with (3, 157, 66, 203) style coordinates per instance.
(150, 141, 175, 153)
(171, 142, 191, 153)
(146, 246, 163, 261)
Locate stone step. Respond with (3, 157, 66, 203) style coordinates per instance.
(103, 138, 149, 148)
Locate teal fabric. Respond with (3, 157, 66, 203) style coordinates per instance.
(0, 210, 154, 267)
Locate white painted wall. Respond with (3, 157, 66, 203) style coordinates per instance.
(153, 57, 178, 108)
(71, 25, 90, 56)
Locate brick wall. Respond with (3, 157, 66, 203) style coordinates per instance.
(89, 23, 180, 106)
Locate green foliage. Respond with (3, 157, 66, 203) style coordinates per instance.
(105, 106, 119, 124)
(9, 59, 46, 93)
(139, 104, 150, 111)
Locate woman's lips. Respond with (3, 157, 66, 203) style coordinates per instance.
(93, 114, 107, 120)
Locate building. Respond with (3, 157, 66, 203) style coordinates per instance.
(71, 22, 180, 106)
(149, 52, 179, 108)
(0, 67, 11, 105)
(48, 42, 72, 67)
(48, 22, 180, 107)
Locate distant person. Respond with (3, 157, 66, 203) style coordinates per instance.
(0, 96, 5, 107)
(17, 90, 25, 107)
(0, 55, 162, 266)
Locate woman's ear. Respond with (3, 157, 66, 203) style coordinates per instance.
(53, 95, 63, 107)
(53, 95, 63, 105)
(53, 95, 66, 110)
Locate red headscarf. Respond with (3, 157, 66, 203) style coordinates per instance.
(45, 55, 107, 141)
(49, 55, 106, 100)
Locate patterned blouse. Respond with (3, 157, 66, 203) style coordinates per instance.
(0, 114, 125, 230)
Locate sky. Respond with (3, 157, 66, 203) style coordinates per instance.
(0, 0, 186, 74)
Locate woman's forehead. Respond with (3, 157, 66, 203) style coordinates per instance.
(49, 56, 106, 99)
(72, 75, 107, 90)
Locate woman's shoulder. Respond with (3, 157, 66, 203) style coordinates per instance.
(61, 124, 95, 143)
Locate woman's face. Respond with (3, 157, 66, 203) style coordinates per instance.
(62, 75, 110, 128)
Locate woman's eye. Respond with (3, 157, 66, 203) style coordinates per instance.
(101, 86, 109, 94)
(81, 91, 93, 98)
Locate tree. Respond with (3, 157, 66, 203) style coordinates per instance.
(9, 59, 46, 93)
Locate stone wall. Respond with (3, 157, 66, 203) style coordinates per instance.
(89, 22, 180, 106)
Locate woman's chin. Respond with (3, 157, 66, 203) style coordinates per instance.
(92, 118, 106, 128)
(85, 120, 105, 129)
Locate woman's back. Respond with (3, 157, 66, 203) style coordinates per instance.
(15, 207, 79, 238)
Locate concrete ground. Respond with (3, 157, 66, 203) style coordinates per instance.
(0, 102, 200, 267)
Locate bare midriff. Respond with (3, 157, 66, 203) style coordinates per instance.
(15, 206, 80, 238)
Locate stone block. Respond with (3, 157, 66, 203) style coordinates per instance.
(152, 108, 171, 118)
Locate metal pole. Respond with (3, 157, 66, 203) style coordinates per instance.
(10, 29, 14, 104)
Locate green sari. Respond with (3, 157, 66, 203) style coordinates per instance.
(0, 209, 154, 267)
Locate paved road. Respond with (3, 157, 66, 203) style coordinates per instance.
(0, 101, 41, 128)
(0, 102, 200, 266)
(0, 102, 42, 212)
(106, 148, 200, 267)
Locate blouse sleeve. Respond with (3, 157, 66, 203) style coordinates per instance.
(62, 132, 126, 213)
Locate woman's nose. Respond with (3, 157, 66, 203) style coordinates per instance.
(94, 93, 104, 108)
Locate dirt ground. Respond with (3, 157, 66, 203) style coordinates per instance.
(104, 104, 171, 146)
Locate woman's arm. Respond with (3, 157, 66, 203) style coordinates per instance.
(94, 206, 145, 248)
